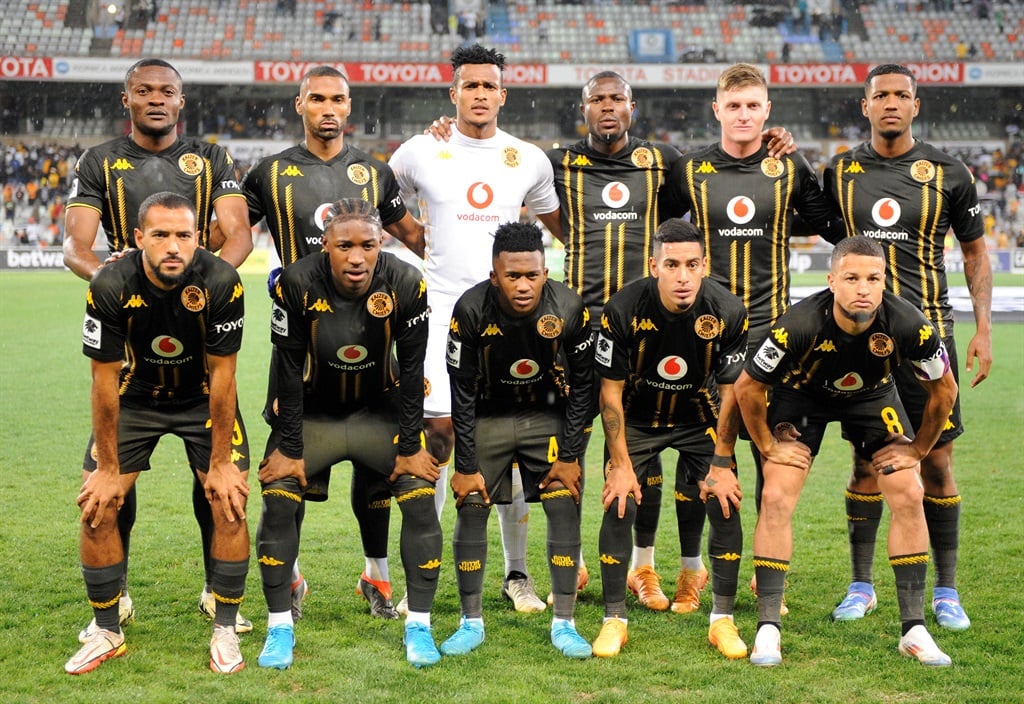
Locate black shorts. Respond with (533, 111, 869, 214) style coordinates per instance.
(895, 333, 963, 445)
(263, 407, 406, 501)
(768, 385, 913, 461)
(82, 399, 251, 474)
(474, 409, 571, 504)
(615, 423, 717, 488)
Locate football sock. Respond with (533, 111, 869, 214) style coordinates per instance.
(365, 558, 390, 583)
(598, 493, 636, 615)
(209, 558, 248, 629)
(452, 497, 490, 619)
(395, 476, 442, 614)
(924, 494, 961, 589)
(257, 485, 302, 614)
(676, 481, 705, 558)
(541, 485, 581, 621)
(192, 470, 214, 585)
(891, 552, 928, 629)
(630, 545, 655, 570)
(351, 466, 391, 578)
(117, 485, 136, 593)
(83, 561, 124, 633)
(845, 489, 883, 584)
(267, 610, 292, 628)
(706, 496, 741, 601)
(633, 456, 662, 551)
(405, 611, 430, 626)
(497, 464, 529, 577)
(753, 556, 788, 626)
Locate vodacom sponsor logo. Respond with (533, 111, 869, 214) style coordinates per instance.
(657, 355, 688, 380)
(871, 198, 901, 227)
(726, 196, 756, 225)
(601, 181, 630, 208)
(314, 202, 335, 231)
(467, 182, 494, 209)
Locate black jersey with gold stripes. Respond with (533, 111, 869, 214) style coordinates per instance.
(745, 288, 948, 400)
(82, 248, 244, 405)
(447, 279, 594, 470)
(270, 250, 428, 456)
(666, 144, 840, 331)
(67, 136, 241, 252)
(824, 140, 984, 336)
(243, 144, 407, 267)
(548, 137, 681, 319)
(596, 276, 748, 429)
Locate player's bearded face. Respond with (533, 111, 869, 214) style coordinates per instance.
(135, 205, 198, 289)
(123, 66, 183, 139)
(862, 74, 918, 141)
(324, 219, 381, 297)
(828, 253, 886, 326)
(490, 250, 547, 316)
(582, 78, 633, 146)
(297, 76, 351, 141)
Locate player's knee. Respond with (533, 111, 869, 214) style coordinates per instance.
(883, 478, 925, 513)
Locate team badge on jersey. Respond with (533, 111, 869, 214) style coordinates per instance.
(503, 147, 520, 168)
(347, 164, 370, 185)
(181, 285, 206, 312)
(694, 315, 720, 340)
(178, 153, 204, 176)
(761, 157, 784, 178)
(869, 333, 894, 357)
(631, 148, 653, 168)
(910, 160, 936, 183)
(367, 291, 393, 317)
(537, 314, 563, 339)
(424, 377, 432, 397)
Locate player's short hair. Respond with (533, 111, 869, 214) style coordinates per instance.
(581, 71, 632, 103)
(138, 191, 196, 228)
(831, 236, 885, 267)
(717, 63, 767, 95)
(865, 64, 917, 95)
(300, 65, 350, 90)
(492, 221, 544, 258)
(323, 198, 382, 234)
(451, 44, 505, 86)
(124, 58, 182, 89)
(654, 218, 703, 252)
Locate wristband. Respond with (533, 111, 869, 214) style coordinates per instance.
(710, 455, 732, 468)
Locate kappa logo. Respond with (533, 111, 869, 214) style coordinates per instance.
(258, 555, 285, 566)
(449, 319, 460, 335)
(279, 165, 304, 177)
(814, 339, 837, 352)
(599, 554, 622, 565)
(437, 149, 453, 160)
(571, 154, 592, 167)
(230, 283, 243, 302)
(123, 294, 147, 308)
(771, 326, 789, 347)
(844, 161, 865, 174)
(482, 323, 502, 337)
(307, 298, 333, 313)
(696, 161, 717, 174)
(110, 158, 134, 170)
(918, 324, 934, 345)
(631, 317, 658, 333)
(419, 559, 441, 570)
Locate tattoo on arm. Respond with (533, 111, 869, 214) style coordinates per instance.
(602, 408, 622, 443)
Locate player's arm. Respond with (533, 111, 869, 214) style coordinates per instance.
(872, 369, 958, 474)
(701, 382, 742, 517)
(77, 359, 125, 528)
(385, 211, 426, 258)
(209, 195, 253, 268)
(599, 376, 642, 517)
(960, 235, 993, 387)
(536, 209, 565, 245)
(391, 287, 439, 483)
(63, 205, 104, 281)
(203, 351, 249, 522)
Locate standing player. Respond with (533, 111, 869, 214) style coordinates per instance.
(824, 64, 992, 629)
(593, 219, 749, 659)
(442, 222, 594, 659)
(243, 65, 426, 621)
(389, 44, 562, 615)
(255, 199, 443, 670)
(735, 236, 958, 667)
(66, 192, 251, 675)
(653, 63, 842, 615)
(63, 58, 253, 640)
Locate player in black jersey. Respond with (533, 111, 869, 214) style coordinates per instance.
(823, 64, 992, 630)
(66, 193, 251, 676)
(64, 59, 254, 637)
(442, 222, 594, 659)
(592, 219, 749, 659)
(736, 236, 958, 667)
(256, 199, 442, 669)
(243, 66, 426, 621)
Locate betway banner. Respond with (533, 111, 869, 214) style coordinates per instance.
(2, 56, 1022, 87)
(0, 248, 108, 271)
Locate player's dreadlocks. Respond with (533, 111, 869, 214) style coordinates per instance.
(323, 198, 382, 232)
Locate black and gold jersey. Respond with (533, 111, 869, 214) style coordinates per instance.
(82, 248, 244, 405)
(243, 144, 407, 267)
(745, 288, 948, 399)
(548, 137, 681, 320)
(270, 250, 428, 456)
(596, 276, 748, 429)
(665, 144, 841, 331)
(67, 136, 242, 251)
(824, 140, 984, 336)
(447, 279, 594, 469)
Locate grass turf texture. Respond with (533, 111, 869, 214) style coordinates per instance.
(0, 271, 1021, 704)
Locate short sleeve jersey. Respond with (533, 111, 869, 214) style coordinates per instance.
(596, 277, 749, 429)
(389, 128, 560, 298)
(271, 251, 429, 453)
(745, 288, 949, 400)
(547, 137, 681, 317)
(242, 143, 407, 266)
(82, 248, 244, 405)
(824, 140, 984, 336)
(665, 144, 840, 330)
(447, 279, 594, 468)
(66, 136, 242, 251)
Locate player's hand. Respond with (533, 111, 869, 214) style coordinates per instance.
(100, 248, 133, 267)
(762, 126, 797, 158)
(964, 331, 992, 387)
(870, 432, 920, 475)
(258, 449, 307, 488)
(77, 468, 125, 529)
(451, 470, 490, 508)
(424, 115, 455, 142)
(762, 436, 812, 470)
(539, 459, 582, 504)
(204, 460, 250, 523)
(601, 460, 642, 519)
(390, 448, 440, 484)
(699, 464, 742, 519)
